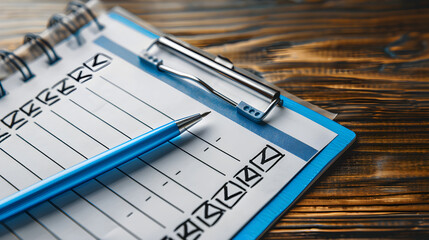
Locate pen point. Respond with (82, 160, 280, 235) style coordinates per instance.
(176, 112, 209, 133)
(201, 111, 211, 118)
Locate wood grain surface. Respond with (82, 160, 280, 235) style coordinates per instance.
(1, 0, 428, 239)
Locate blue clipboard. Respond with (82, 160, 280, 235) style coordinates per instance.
(235, 96, 356, 239)
(100, 10, 356, 239)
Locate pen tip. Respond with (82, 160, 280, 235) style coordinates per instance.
(201, 111, 211, 118)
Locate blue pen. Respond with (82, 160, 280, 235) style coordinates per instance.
(0, 111, 210, 221)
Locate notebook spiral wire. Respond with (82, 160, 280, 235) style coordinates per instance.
(48, 13, 84, 46)
(0, 0, 103, 99)
(67, 1, 105, 31)
(23, 33, 61, 65)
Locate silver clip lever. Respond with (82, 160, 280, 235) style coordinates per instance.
(140, 36, 282, 123)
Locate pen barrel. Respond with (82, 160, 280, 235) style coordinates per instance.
(0, 121, 180, 221)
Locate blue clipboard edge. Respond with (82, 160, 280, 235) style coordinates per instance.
(234, 95, 356, 239)
(106, 8, 357, 239)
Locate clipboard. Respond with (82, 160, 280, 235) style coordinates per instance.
(96, 9, 356, 239)
(0, 1, 355, 239)
(104, 8, 356, 239)
(105, 9, 356, 239)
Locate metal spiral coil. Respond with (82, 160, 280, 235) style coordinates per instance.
(24, 33, 61, 65)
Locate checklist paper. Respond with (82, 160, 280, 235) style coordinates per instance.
(0, 11, 337, 240)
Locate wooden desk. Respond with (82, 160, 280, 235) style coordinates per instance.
(1, 0, 428, 238)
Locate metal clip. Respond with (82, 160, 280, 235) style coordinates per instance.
(140, 36, 282, 123)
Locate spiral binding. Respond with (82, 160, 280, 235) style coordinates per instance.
(0, 0, 103, 100)
(48, 13, 83, 46)
(0, 50, 34, 98)
(24, 33, 61, 65)
(0, 81, 5, 98)
(67, 1, 104, 31)
(0, 50, 35, 82)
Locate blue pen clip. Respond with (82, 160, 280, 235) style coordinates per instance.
(139, 36, 282, 123)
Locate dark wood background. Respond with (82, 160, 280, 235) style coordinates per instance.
(1, 0, 428, 239)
